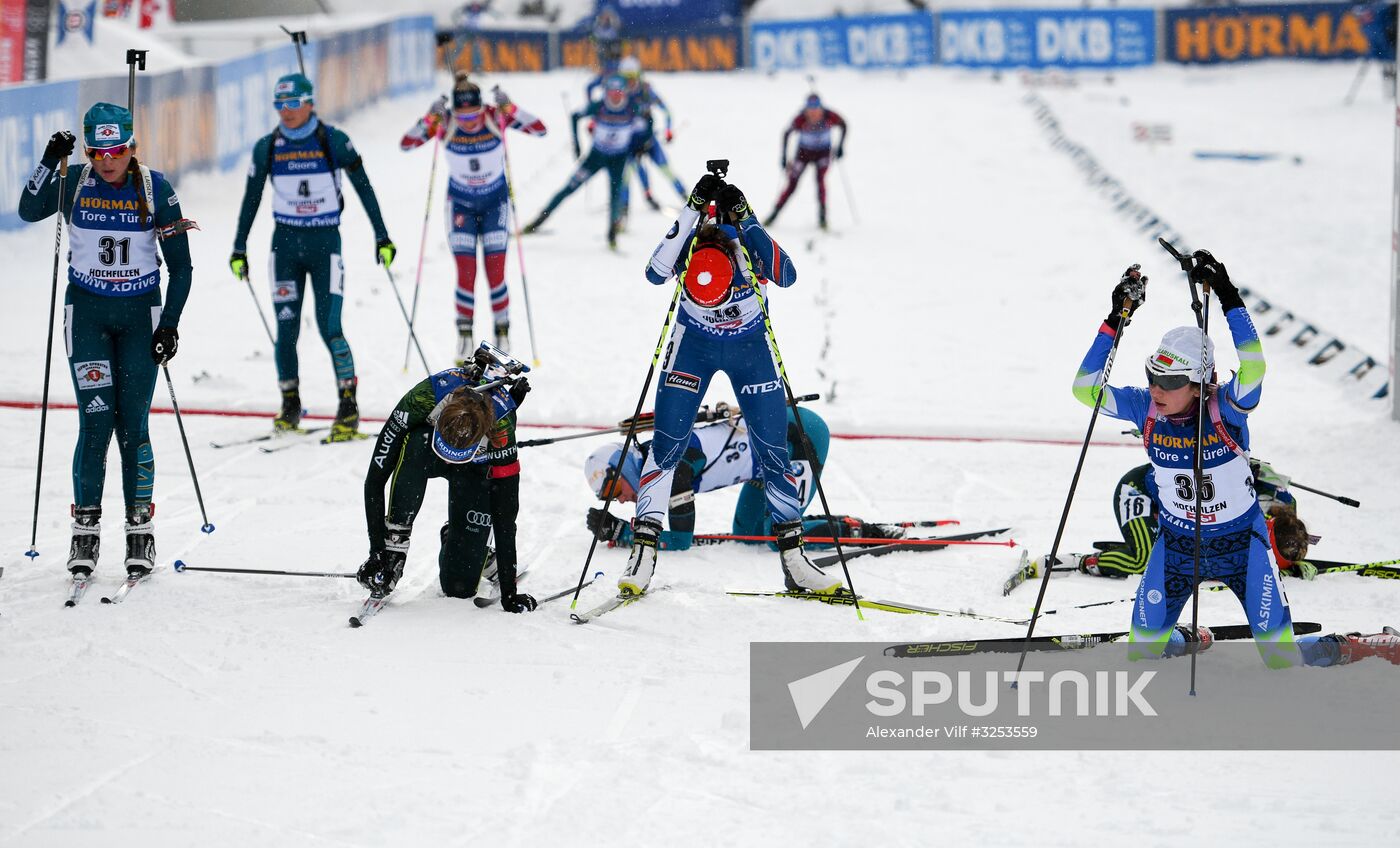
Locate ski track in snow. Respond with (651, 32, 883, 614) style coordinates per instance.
(0, 64, 1397, 845)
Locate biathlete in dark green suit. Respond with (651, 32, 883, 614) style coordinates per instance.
(229, 73, 396, 441)
(19, 103, 197, 579)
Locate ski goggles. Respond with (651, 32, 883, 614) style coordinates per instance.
(1144, 368, 1194, 391)
(86, 142, 134, 160)
(454, 107, 485, 122)
(273, 98, 309, 111)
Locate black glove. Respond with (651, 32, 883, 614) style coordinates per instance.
(717, 183, 753, 221)
(1105, 264, 1147, 330)
(687, 173, 723, 212)
(508, 377, 530, 407)
(1190, 250, 1243, 311)
(357, 549, 405, 594)
(44, 131, 76, 163)
(835, 144, 845, 160)
(151, 327, 179, 365)
(376, 238, 396, 268)
(586, 507, 628, 543)
(781, 155, 788, 169)
(501, 593, 538, 613)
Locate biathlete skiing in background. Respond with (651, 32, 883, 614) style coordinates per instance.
(1075, 257, 1398, 667)
(359, 345, 535, 611)
(401, 74, 546, 359)
(617, 56, 686, 218)
(230, 73, 395, 441)
(765, 94, 846, 231)
(611, 170, 841, 597)
(524, 75, 637, 250)
(19, 105, 197, 582)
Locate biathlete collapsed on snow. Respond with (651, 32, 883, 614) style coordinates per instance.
(583, 406, 911, 551)
(1036, 458, 1315, 581)
(229, 72, 396, 441)
(400, 73, 546, 361)
(608, 169, 845, 598)
(766, 94, 847, 231)
(19, 104, 196, 580)
(1077, 258, 1398, 668)
(358, 343, 536, 613)
(524, 74, 639, 249)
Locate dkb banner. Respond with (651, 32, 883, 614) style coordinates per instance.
(750, 12, 937, 72)
(939, 8, 1156, 69)
(1165, 2, 1389, 63)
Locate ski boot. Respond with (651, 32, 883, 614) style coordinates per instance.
(273, 379, 302, 431)
(455, 320, 474, 366)
(1341, 628, 1400, 665)
(776, 520, 844, 594)
(327, 377, 361, 443)
(67, 505, 101, 577)
(124, 503, 156, 578)
(523, 210, 550, 234)
(617, 517, 661, 596)
(607, 220, 621, 251)
(818, 208, 828, 231)
(494, 322, 510, 354)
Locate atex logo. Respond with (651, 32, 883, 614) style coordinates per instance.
(740, 380, 782, 395)
(787, 656, 1158, 726)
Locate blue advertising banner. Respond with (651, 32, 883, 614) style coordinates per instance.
(940, 9, 1155, 69)
(1164, 2, 1392, 64)
(750, 12, 936, 71)
(600, 0, 742, 32)
(0, 80, 80, 230)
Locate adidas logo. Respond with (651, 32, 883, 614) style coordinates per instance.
(392, 410, 410, 426)
(277, 306, 294, 321)
(85, 395, 109, 414)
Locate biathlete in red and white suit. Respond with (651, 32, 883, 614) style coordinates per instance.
(766, 94, 846, 230)
(401, 76, 546, 358)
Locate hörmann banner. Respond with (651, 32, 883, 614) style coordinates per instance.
(1165, 2, 1386, 63)
(940, 8, 1156, 69)
(749, 13, 937, 72)
(559, 22, 742, 70)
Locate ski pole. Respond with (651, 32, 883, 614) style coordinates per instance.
(1012, 267, 1146, 683)
(1289, 480, 1360, 508)
(239, 265, 276, 348)
(692, 533, 1014, 548)
(162, 367, 215, 534)
(281, 27, 308, 76)
(834, 157, 859, 226)
(747, 260, 863, 618)
(25, 157, 69, 560)
(492, 90, 542, 366)
(175, 560, 352, 578)
(1161, 237, 1213, 695)
(569, 277, 686, 609)
(402, 134, 441, 372)
(382, 265, 432, 378)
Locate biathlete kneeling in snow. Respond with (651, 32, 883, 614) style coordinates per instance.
(610, 170, 842, 597)
(359, 345, 535, 612)
(1076, 258, 1398, 667)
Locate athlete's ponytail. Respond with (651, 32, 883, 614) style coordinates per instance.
(126, 156, 151, 229)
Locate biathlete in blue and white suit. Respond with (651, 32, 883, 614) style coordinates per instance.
(583, 407, 829, 551)
(400, 75, 547, 359)
(1073, 256, 1400, 669)
(612, 172, 841, 597)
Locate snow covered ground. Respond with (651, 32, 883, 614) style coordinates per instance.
(1, 62, 1397, 845)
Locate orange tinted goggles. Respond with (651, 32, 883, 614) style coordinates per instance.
(86, 143, 133, 160)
